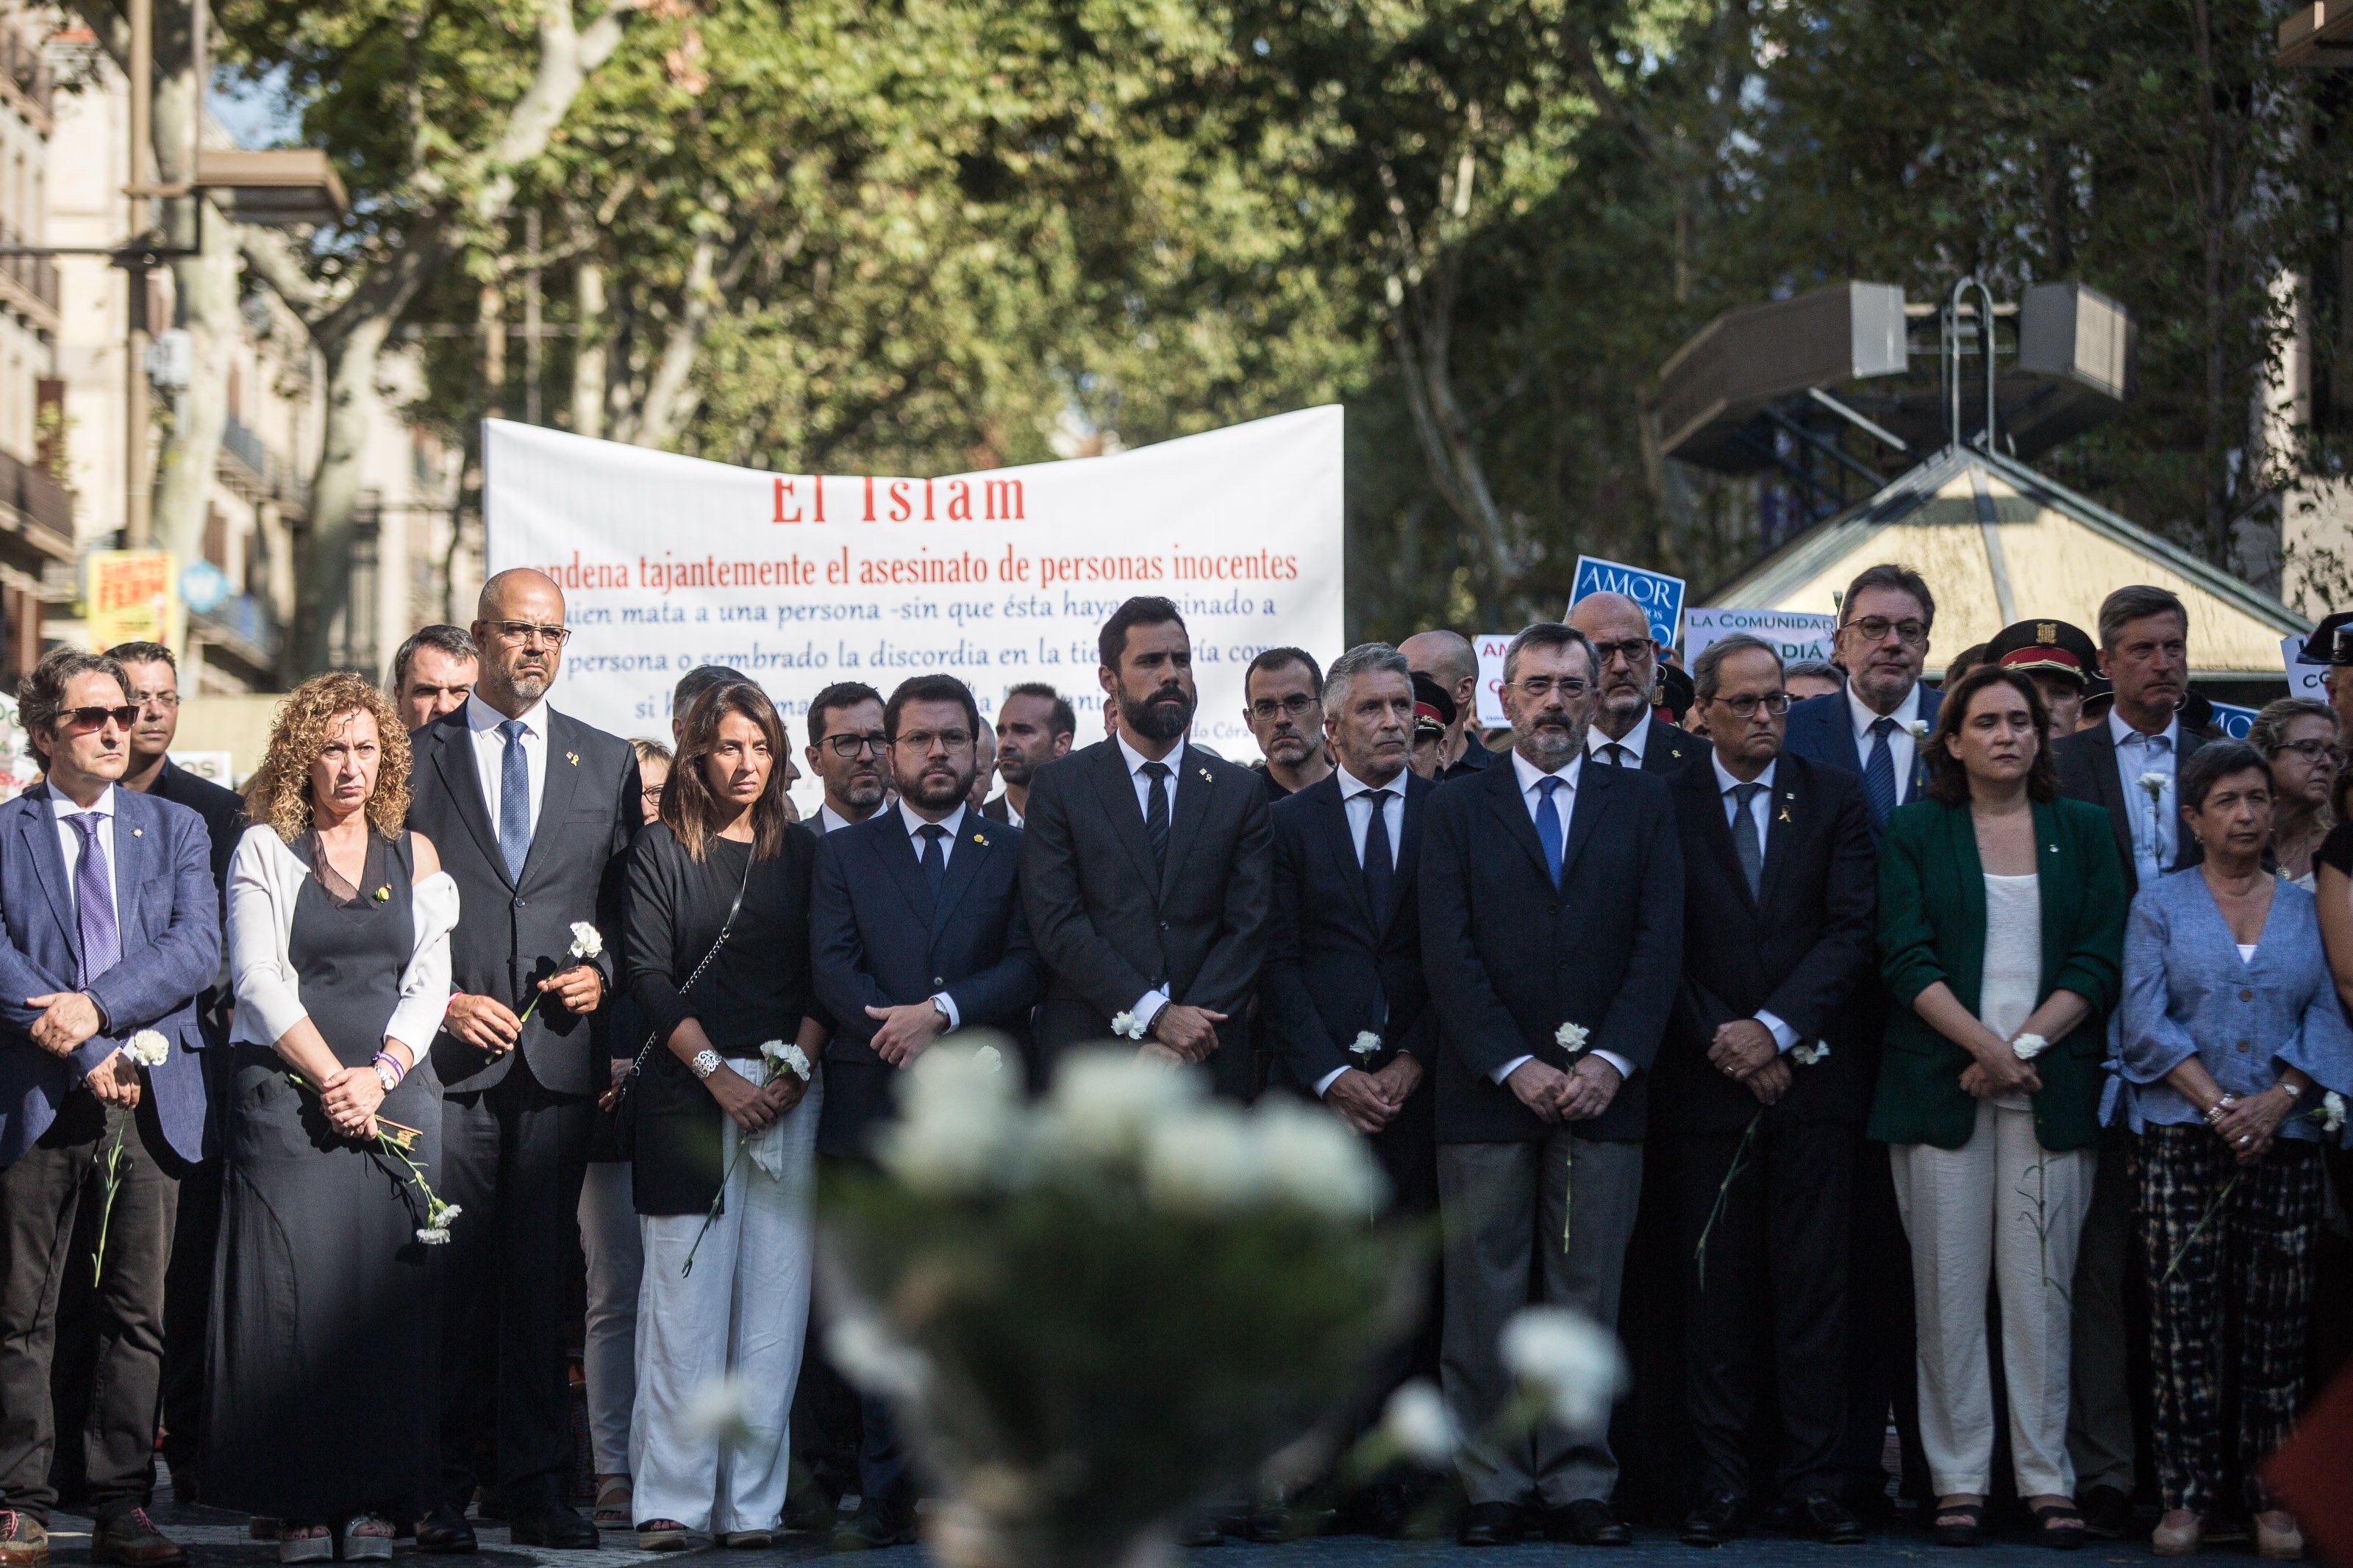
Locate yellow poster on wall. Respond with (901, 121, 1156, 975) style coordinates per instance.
(85, 549, 182, 652)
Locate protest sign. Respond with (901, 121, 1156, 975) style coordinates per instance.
(1683, 606, 1838, 665)
(483, 409, 1344, 762)
(1475, 633, 1512, 728)
(1571, 556, 1685, 645)
(2285, 635, 2329, 701)
(2207, 701, 2258, 741)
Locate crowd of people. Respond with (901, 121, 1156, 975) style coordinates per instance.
(0, 560, 2348, 1567)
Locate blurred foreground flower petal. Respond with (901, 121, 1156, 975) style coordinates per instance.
(682, 1372, 756, 1447)
(1140, 1103, 1263, 1214)
(1253, 1100, 1387, 1219)
(1501, 1306, 1625, 1433)
(1380, 1379, 1460, 1464)
(1046, 1048, 1204, 1163)
(877, 1039, 1026, 1195)
(826, 1313, 931, 1400)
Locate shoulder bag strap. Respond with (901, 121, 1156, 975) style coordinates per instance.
(621, 849, 754, 1079)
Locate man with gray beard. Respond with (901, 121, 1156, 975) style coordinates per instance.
(1418, 621, 1683, 1548)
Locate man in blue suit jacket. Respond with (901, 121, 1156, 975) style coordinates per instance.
(809, 673, 1041, 1548)
(1775, 562, 1943, 1520)
(0, 648, 218, 1568)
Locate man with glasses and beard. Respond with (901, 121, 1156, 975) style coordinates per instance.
(801, 684, 888, 835)
(1419, 622, 1683, 1548)
(1565, 592, 1704, 776)
(1019, 596, 1273, 1101)
(809, 674, 1041, 1545)
(407, 569, 642, 1553)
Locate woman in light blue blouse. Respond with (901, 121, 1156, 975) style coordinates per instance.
(2113, 741, 2353, 1561)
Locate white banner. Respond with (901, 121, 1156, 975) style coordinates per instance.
(1474, 633, 1512, 728)
(1683, 606, 1838, 665)
(483, 409, 1346, 773)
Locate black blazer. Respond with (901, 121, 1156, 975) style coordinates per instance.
(407, 706, 640, 1096)
(1660, 751, 1879, 1133)
(2054, 721, 2208, 901)
(1018, 737, 1272, 1098)
(1419, 752, 1685, 1144)
(1602, 715, 1704, 776)
(810, 809, 1042, 1154)
(148, 759, 246, 1044)
(1260, 770, 1435, 1092)
(979, 793, 1015, 824)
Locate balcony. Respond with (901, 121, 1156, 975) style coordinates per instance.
(188, 590, 282, 686)
(0, 27, 52, 132)
(219, 412, 310, 512)
(0, 446, 72, 562)
(0, 217, 57, 326)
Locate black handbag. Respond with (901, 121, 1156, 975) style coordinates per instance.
(609, 854, 752, 1160)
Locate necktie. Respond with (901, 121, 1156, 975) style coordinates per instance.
(1729, 782, 1765, 899)
(497, 719, 532, 881)
(1140, 761, 1171, 873)
(917, 823, 949, 903)
(1535, 776, 1566, 889)
(67, 813, 120, 986)
(1360, 788, 1396, 924)
(1604, 742, 1629, 768)
(1863, 716, 1899, 827)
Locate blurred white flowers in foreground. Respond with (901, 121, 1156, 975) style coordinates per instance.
(1502, 1306, 1626, 1434)
(1379, 1380, 1461, 1465)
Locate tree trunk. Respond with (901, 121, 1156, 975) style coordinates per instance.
(571, 255, 605, 438)
(151, 212, 240, 572)
(288, 312, 395, 679)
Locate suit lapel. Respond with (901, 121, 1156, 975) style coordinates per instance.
(1560, 759, 1609, 881)
(929, 820, 995, 940)
(1160, 752, 1213, 897)
(2083, 724, 2135, 880)
(1311, 779, 1377, 932)
(15, 791, 75, 952)
(1685, 762, 1758, 914)
(870, 816, 937, 930)
(1483, 761, 1557, 887)
(1085, 743, 1161, 894)
(1756, 765, 1803, 909)
(518, 712, 587, 887)
(1390, 773, 1430, 934)
(108, 792, 149, 943)
(431, 720, 510, 887)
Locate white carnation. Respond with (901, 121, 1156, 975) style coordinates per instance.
(2013, 1034, 2048, 1062)
(1043, 1049, 1204, 1164)
(1379, 1380, 1461, 1465)
(1910, 720, 1933, 743)
(1500, 1306, 1627, 1435)
(415, 1226, 451, 1245)
(1140, 1103, 1264, 1214)
(2138, 771, 2168, 801)
(123, 1030, 169, 1068)
(2322, 1090, 2346, 1136)
(760, 1039, 811, 1081)
(1792, 1041, 1829, 1067)
(974, 1044, 1004, 1074)
(1108, 1009, 1146, 1041)
(1253, 1100, 1388, 1220)
(1351, 1031, 1382, 1062)
(567, 921, 604, 959)
(1555, 1022, 1588, 1053)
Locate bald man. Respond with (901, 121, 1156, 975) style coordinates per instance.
(1400, 630, 1493, 781)
(407, 568, 643, 1552)
(1566, 592, 1702, 776)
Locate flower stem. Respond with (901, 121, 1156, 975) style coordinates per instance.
(1693, 1109, 1763, 1294)
(90, 1117, 129, 1286)
(2162, 1171, 2238, 1284)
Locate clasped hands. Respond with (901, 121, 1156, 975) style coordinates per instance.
(1507, 1052, 1624, 1124)
(1707, 1017, 1793, 1107)
(26, 989, 143, 1109)
(2208, 1086, 2292, 1166)
(445, 964, 604, 1054)
(1958, 1029, 2043, 1101)
(1325, 1053, 1424, 1136)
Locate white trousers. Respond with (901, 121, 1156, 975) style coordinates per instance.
(1890, 1099, 2096, 1498)
(631, 1070, 821, 1533)
(578, 1160, 643, 1477)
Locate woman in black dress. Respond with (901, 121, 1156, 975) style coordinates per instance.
(211, 673, 458, 1562)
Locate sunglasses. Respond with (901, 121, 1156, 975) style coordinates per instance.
(65, 705, 140, 730)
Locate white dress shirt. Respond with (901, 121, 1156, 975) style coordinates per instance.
(815, 803, 871, 837)
(2110, 709, 2182, 889)
(897, 800, 970, 1031)
(1314, 767, 1411, 1098)
(465, 691, 549, 839)
(1710, 754, 1799, 1054)
(1846, 681, 1924, 803)
(1586, 709, 1654, 770)
(1497, 751, 1634, 1086)
(1115, 731, 1188, 1026)
(51, 784, 123, 943)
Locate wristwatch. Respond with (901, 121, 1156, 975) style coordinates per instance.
(932, 996, 952, 1028)
(690, 1048, 724, 1081)
(374, 1061, 401, 1094)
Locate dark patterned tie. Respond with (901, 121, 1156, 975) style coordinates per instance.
(1535, 776, 1566, 889)
(1360, 789, 1396, 924)
(1140, 761, 1171, 873)
(498, 719, 532, 881)
(1863, 716, 1899, 828)
(918, 823, 949, 903)
(1730, 782, 1765, 899)
(1604, 742, 1630, 768)
(68, 813, 120, 985)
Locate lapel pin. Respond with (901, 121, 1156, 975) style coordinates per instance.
(131, 827, 143, 837)
(1777, 803, 1793, 824)
(972, 831, 990, 847)
(565, 751, 579, 767)
(1198, 767, 1212, 782)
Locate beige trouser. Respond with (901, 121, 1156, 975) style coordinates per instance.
(1890, 1100, 2096, 1499)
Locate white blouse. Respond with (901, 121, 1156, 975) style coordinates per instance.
(226, 823, 460, 1057)
(1981, 872, 2042, 1111)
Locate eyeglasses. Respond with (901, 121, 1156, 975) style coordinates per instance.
(65, 705, 140, 730)
(2274, 738, 2348, 767)
(1843, 616, 1929, 648)
(893, 728, 974, 753)
(1710, 691, 1793, 719)
(486, 620, 570, 647)
(1588, 638, 1655, 668)
(640, 785, 665, 805)
(1249, 695, 1321, 721)
(128, 691, 179, 711)
(821, 732, 889, 758)
(1515, 676, 1590, 700)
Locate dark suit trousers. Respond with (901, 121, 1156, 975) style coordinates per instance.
(811, 1147, 913, 1508)
(438, 1053, 592, 1507)
(158, 1037, 232, 1480)
(1667, 1115, 1852, 1502)
(0, 1093, 180, 1525)
(2065, 1124, 2139, 1496)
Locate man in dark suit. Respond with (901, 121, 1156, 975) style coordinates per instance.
(407, 569, 640, 1551)
(810, 673, 1040, 1546)
(1402, 631, 1495, 780)
(1018, 595, 1271, 1101)
(0, 648, 219, 1568)
(105, 642, 242, 1507)
(1660, 634, 1877, 1547)
(983, 684, 1073, 826)
(1260, 642, 1436, 1535)
(2051, 583, 2200, 1538)
(1567, 591, 1704, 775)
(1776, 561, 1943, 1517)
(1420, 622, 1683, 1548)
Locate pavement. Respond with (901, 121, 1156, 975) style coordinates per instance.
(44, 1487, 2251, 1568)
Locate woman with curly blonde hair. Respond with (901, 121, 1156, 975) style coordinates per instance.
(207, 673, 460, 1563)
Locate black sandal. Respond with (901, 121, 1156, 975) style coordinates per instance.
(2030, 1503, 2086, 1551)
(1932, 1501, 1985, 1547)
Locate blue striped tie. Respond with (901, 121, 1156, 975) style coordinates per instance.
(498, 720, 532, 881)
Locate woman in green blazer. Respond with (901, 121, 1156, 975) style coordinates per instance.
(1870, 665, 2126, 1550)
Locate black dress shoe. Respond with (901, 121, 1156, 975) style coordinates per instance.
(412, 1507, 476, 1556)
(2079, 1486, 2131, 1541)
(1547, 1497, 1633, 1545)
(1796, 1491, 1867, 1545)
(1354, 1482, 1410, 1539)
(1457, 1501, 1524, 1547)
(507, 1500, 599, 1549)
(832, 1497, 916, 1550)
(1682, 1491, 1747, 1547)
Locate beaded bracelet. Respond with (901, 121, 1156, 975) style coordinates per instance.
(372, 1050, 407, 1088)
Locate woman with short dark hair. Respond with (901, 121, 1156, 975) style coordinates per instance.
(2115, 740, 2352, 1559)
(1871, 665, 2127, 1549)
